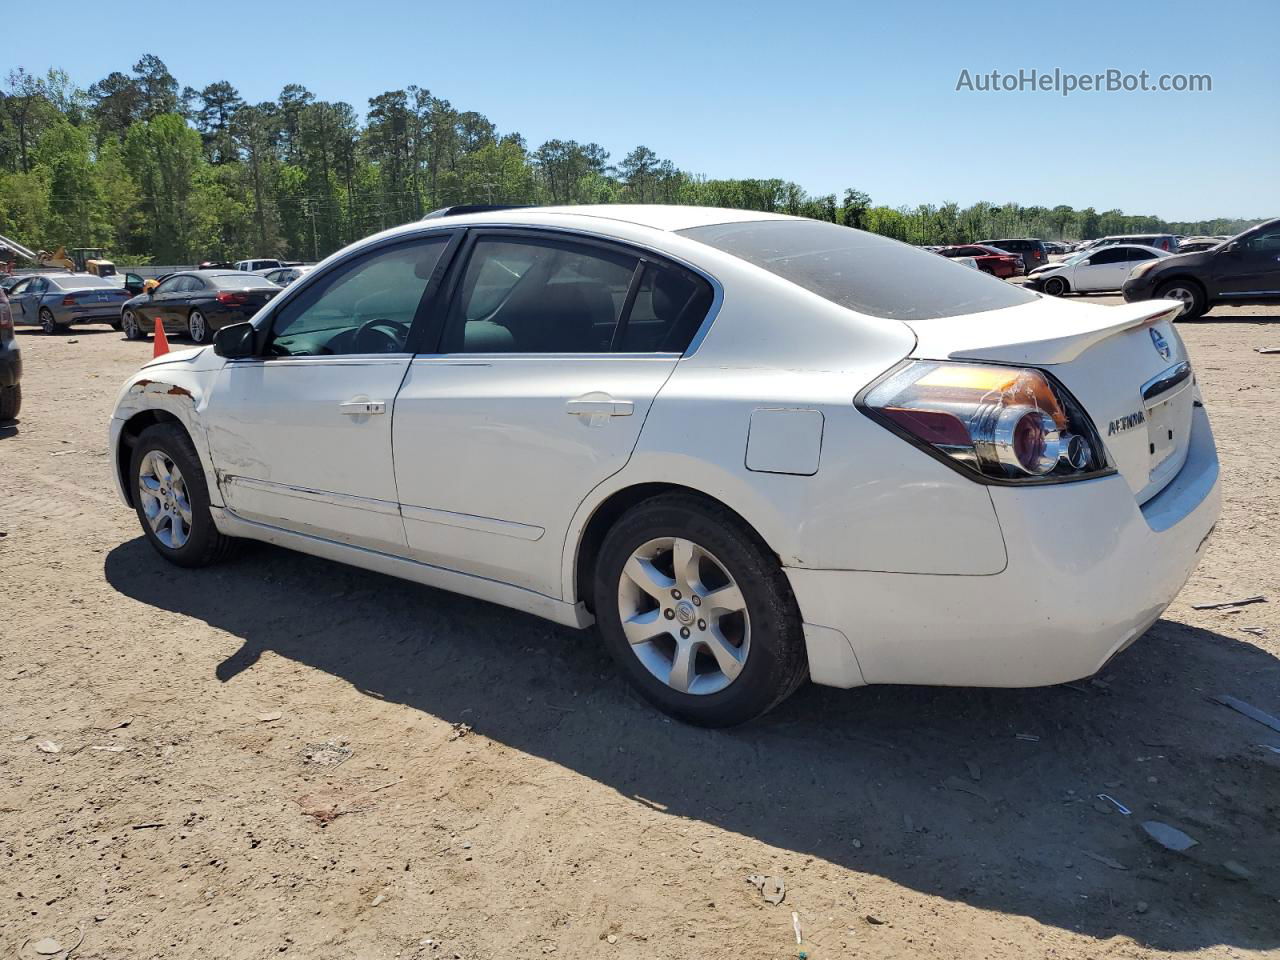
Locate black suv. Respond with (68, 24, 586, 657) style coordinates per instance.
(1122, 218, 1280, 320)
(980, 238, 1049, 272)
(0, 285, 20, 421)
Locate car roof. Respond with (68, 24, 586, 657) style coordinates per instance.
(1080, 243, 1169, 255)
(415, 204, 799, 233)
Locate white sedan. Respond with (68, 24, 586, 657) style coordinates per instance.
(109, 206, 1220, 726)
(1027, 243, 1171, 296)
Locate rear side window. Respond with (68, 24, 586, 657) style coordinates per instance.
(680, 219, 1036, 320)
(444, 237, 636, 353)
(615, 262, 714, 353)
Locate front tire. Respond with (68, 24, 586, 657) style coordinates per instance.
(1156, 279, 1207, 320)
(188, 309, 209, 344)
(1043, 276, 1069, 297)
(39, 308, 60, 335)
(129, 423, 238, 567)
(594, 493, 808, 726)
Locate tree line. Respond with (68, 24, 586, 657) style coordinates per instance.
(0, 58, 1262, 265)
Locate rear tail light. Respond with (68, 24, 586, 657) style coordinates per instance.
(216, 291, 249, 305)
(859, 361, 1110, 483)
(62, 295, 77, 305)
(0, 304, 11, 331)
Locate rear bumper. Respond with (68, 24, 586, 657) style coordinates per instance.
(788, 403, 1221, 689)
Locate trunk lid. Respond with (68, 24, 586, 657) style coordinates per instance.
(905, 296, 1194, 503)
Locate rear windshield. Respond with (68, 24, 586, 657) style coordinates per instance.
(678, 219, 1037, 320)
(213, 274, 274, 288)
(52, 276, 116, 289)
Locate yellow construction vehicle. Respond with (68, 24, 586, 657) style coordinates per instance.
(36, 246, 117, 276)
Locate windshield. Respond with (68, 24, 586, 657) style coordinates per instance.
(678, 219, 1038, 320)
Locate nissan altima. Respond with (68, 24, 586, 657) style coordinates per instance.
(108, 206, 1220, 726)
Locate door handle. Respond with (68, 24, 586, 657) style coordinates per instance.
(565, 398, 633, 417)
(339, 400, 386, 415)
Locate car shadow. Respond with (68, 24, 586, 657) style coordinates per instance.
(103, 537, 1280, 952)
(14, 325, 120, 337)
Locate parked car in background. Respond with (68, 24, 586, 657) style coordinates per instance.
(1042, 240, 1070, 256)
(1092, 233, 1180, 253)
(0, 285, 20, 421)
(107, 205, 1220, 726)
(1175, 237, 1224, 254)
(1123, 218, 1280, 320)
(120, 271, 281, 343)
(260, 265, 313, 287)
(980, 238, 1048, 271)
(1026, 244, 1171, 296)
(6, 274, 132, 333)
(936, 244, 1023, 278)
(234, 258, 282, 272)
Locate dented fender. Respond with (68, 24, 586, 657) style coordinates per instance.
(108, 348, 226, 508)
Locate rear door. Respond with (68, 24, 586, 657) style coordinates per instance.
(203, 232, 456, 552)
(391, 230, 715, 596)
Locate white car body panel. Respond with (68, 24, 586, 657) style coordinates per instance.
(108, 206, 1221, 693)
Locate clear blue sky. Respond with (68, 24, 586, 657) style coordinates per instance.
(8, 0, 1277, 221)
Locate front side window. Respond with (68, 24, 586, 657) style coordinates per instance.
(1089, 249, 1128, 265)
(444, 237, 636, 353)
(680, 219, 1036, 321)
(154, 276, 183, 294)
(268, 236, 449, 356)
(1241, 228, 1280, 254)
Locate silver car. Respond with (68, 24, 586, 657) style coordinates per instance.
(6, 274, 132, 334)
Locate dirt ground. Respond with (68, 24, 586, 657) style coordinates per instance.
(2, 297, 1279, 960)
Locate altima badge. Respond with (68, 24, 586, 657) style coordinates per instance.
(1150, 327, 1172, 361)
(1108, 411, 1146, 436)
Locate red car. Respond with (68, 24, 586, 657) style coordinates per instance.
(937, 244, 1024, 279)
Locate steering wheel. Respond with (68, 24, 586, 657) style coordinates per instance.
(353, 318, 408, 353)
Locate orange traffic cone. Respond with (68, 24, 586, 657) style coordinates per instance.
(153, 317, 170, 358)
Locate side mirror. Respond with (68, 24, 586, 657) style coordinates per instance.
(1224, 241, 1241, 254)
(214, 321, 258, 358)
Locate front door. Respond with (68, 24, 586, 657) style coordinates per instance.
(1214, 224, 1280, 300)
(392, 231, 715, 597)
(1076, 246, 1131, 291)
(203, 233, 454, 552)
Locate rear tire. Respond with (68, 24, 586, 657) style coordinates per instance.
(122, 309, 146, 341)
(129, 423, 238, 568)
(1156, 279, 1207, 320)
(188, 309, 209, 344)
(0, 384, 20, 421)
(39, 308, 59, 335)
(593, 493, 808, 727)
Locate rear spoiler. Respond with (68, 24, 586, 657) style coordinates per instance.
(906, 300, 1184, 366)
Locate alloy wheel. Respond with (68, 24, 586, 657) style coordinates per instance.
(616, 537, 750, 695)
(138, 449, 193, 549)
(122, 310, 138, 339)
(1163, 286, 1195, 316)
(189, 311, 207, 343)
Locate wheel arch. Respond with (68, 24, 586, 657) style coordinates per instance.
(113, 374, 220, 509)
(1154, 273, 1208, 298)
(567, 479, 788, 614)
